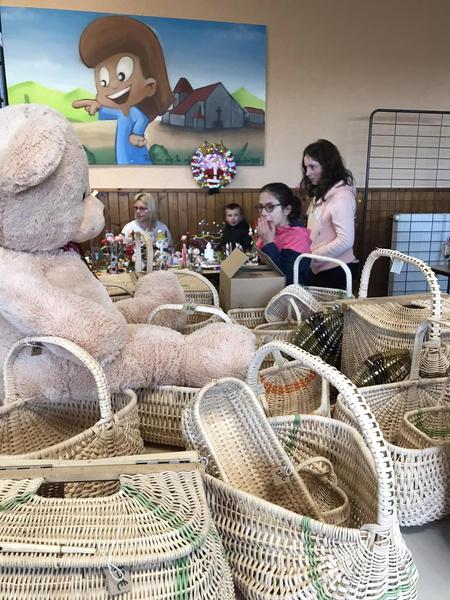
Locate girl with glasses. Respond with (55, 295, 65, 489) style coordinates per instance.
(256, 182, 311, 285)
(300, 139, 358, 290)
(121, 192, 173, 250)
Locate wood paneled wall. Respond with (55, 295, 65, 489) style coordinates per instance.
(99, 189, 261, 244)
(97, 187, 450, 296)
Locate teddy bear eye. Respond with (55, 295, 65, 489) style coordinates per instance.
(99, 66, 110, 87)
(116, 56, 134, 83)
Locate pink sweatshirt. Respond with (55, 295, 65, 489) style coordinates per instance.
(307, 181, 357, 274)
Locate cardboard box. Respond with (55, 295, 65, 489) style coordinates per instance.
(219, 248, 286, 312)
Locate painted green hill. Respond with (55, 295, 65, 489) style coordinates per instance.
(8, 81, 98, 122)
(232, 87, 265, 111)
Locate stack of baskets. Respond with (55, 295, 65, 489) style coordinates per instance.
(335, 318, 450, 526)
(182, 341, 417, 600)
(341, 248, 450, 379)
(0, 335, 144, 497)
(0, 454, 236, 599)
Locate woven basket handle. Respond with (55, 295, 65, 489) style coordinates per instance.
(409, 317, 450, 380)
(265, 286, 323, 320)
(247, 343, 329, 414)
(249, 341, 396, 528)
(148, 303, 231, 323)
(358, 248, 442, 342)
(293, 253, 353, 297)
(3, 336, 113, 421)
(134, 231, 154, 274)
(174, 269, 220, 307)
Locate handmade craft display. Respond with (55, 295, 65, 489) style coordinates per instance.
(0, 104, 255, 401)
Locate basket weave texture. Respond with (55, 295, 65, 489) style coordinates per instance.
(182, 342, 417, 600)
(0, 469, 236, 599)
(335, 319, 450, 526)
(341, 248, 450, 379)
(0, 336, 143, 496)
(228, 307, 298, 369)
(140, 305, 231, 446)
(398, 406, 450, 448)
(246, 341, 330, 417)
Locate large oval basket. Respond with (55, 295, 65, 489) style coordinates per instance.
(0, 336, 143, 496)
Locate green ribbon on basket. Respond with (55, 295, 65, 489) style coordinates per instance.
(414, 410, 450, 439)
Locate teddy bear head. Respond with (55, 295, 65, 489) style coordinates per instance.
(0, 103, 104, 252)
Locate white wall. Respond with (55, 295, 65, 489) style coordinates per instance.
(4, 0, 450, 189)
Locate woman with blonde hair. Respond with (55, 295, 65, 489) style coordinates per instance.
(122, 192, 173, 250)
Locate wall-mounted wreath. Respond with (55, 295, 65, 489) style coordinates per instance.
(191, 141, 236, 193)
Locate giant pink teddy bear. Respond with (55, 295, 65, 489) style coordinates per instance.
(0, 104, 255, 400)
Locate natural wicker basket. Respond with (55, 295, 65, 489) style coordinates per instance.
(0, 455, 236, 599)
(182, 342, 417, 600)
(341, 248, 450, 379)
(148, 303, 230, 334)
(228, 307, 299, 369)
(140, 305, 231, 446)
(262, 254, 354, 321)
(335, 318, 450, 526)
(398, 405, 450, 448)
(246, 340, 330, 417)
(172, 269, 220, 307)
(0, 336, 143, 497)
(351, 349, 411, 387)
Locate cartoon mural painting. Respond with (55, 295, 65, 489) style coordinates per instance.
(72, 16, 174, 165)
(1, 7, 266, 166)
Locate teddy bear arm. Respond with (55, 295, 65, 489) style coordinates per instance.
(0, 271, 128, 361)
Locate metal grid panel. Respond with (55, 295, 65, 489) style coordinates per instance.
(366, 110, 450, 189)
(360, 109, 450, 292)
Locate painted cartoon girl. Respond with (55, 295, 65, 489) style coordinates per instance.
(72, 16, 174, 165)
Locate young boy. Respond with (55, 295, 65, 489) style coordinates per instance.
(221, 203, 253, 252)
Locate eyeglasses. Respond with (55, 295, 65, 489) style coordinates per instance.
(134, 206, 149, 212)
(255, 203, 281, 213)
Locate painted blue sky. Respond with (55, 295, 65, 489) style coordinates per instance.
(0, 6, 266, 99)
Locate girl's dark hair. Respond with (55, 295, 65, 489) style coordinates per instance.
(259, 182, 302, 223)
(300, 139, 354, 201)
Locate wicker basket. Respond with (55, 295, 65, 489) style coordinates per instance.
(335, 318, 450, 526)
(246, 340, 330, 417)
(341, 248, 450, 379)
(0, 336, 143, 497)
(228, 307, 299, 369)
(0, 454, 236, 599)
(398, 405, 450, 448)
(172, 269, 220, 307)
(183, 376, 350, 525)
(182, 342, 417, 600)
(139, 305, 231, 446)
(148, 303, 230, 334)
(263, 254, 353, 324)
(351, 349, 411, 387)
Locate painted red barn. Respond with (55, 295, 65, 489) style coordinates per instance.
(162, 78, 244, 129)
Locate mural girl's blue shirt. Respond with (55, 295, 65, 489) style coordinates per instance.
(99, 106, 151, 165)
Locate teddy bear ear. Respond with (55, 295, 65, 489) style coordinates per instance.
(0, 105, 67, 194)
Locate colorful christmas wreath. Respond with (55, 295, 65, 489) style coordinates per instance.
(191, 141, 236, 192)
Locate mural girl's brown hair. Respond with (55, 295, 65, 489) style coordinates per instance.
(79, 15, 174, 121)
